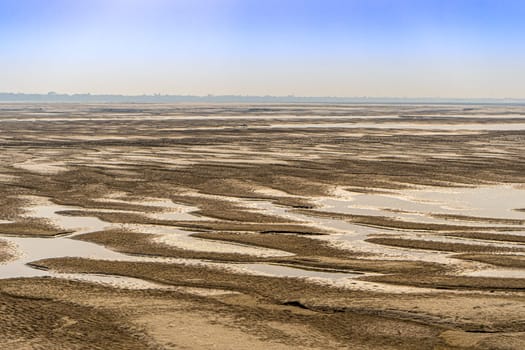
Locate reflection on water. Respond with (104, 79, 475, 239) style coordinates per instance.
(317, 184, 525, 225)
(125, 223, 294, 258)
(2, 183, 525, 290)
(231, 263, 360, 280)
(23, 196, 111, 236)
(403, 185, 525, 220)
(242, 187, 525, 269)
(49, 273, 177, 290)
(245, 199, 456, 264)
(0, 196, 295, 288)
(268, 122, 525, 131)
(97, 195, 211, 221)
(463, 268, 525, 279)
(0, 236, 128, 279)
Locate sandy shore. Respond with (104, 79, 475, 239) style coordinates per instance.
(1, 103, 525, 349)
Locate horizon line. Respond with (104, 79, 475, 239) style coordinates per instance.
(1, 92, 525, 105)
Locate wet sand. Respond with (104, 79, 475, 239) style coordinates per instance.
(1, 103, 525, 349)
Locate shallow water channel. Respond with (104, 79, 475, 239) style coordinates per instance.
(0, 195, 359, 290)
(1, 184, 524, 290)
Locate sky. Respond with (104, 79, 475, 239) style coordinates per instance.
(1, 0, 525, 98)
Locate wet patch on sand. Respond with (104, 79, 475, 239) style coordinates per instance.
(2, 103, 525, 349)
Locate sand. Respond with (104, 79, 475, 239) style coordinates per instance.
(0, 103, 525, 349)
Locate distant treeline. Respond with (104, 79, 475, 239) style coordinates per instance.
(1, 93, 524, 104)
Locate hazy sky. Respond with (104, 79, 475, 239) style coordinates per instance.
(1, 0, 525, 98)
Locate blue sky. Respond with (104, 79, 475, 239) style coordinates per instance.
(1, 0, 524, 97)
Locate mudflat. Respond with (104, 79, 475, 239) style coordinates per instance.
(1, 103, 525, 349)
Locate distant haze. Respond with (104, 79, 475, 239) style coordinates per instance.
(1, 0, 525, 98)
